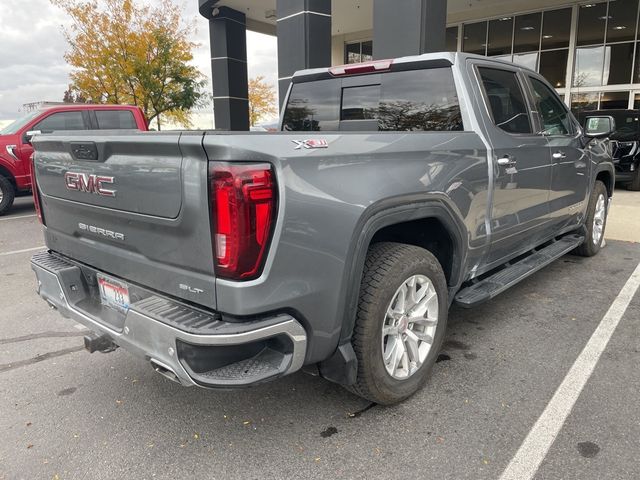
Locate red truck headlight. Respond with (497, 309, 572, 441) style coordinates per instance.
(210, 162, 277, 280)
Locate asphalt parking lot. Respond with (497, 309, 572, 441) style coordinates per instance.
(1, 194, 639, 480)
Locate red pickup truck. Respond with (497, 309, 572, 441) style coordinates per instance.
(0, 104, 148, 215)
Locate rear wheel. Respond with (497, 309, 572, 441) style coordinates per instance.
(0, 176, 15, 216)
(574, 180, 608, 257)
(348, 242, 448, 405)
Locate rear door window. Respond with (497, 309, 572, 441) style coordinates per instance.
(528, 77, 572, 135)
(283, 67, 463, 132)
(34, 111, 87, 133)
(477, 67, 532, 134)
(95, 110, 138, 129)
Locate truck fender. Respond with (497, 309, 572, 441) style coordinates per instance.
(593, 162, 615, 196)
(318, 195, 467, 385)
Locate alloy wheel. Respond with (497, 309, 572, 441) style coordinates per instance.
(381, 274, 439, 380)
(592, 193, 606, 246)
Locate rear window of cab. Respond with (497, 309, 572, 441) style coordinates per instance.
(283, 68, 463, 132)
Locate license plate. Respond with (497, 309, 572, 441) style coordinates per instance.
(97, 273, 130, 314)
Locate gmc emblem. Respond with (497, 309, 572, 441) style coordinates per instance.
(64, 172, 116, 197)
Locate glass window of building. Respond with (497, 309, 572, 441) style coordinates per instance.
(455, 2, 639, 100)
(361, 41, 373, 62)
(632, 41, 640, 82)
(540, 50, 568, 88)
(604, 42, 634, 84)
(345, 43, 360, 64)
(446, 26, 458, 52)
(574, 46, 605, 86)
(600, 91, 630, 109)
(576, 3, 608, 46)
(514, 13, 541, 53)
(513, 52, 538, 71)
(570, 92, 600, 114)
(463, 7, 572, 89)
(463, 21, 487, 55)
(541, 8, 572, 49)
(634, 93, 640, 108)
(606, 0, 639, 43)
(487, 17, 513, 56)
(344, 41, 373, 64)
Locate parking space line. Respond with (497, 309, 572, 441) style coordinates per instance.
(0, 214, 37, 221)
(500, 261, 640, 480)
(0, 246, 45, 257)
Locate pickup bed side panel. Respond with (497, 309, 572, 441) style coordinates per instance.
(205, 131, 488, 363)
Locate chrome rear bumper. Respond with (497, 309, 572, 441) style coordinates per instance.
(31, 251, 307, 388)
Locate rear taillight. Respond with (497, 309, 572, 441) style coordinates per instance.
(29, 154, 44, 224)
(210, 163, 277, 280)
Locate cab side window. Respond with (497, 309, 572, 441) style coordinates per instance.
(478, 67, 532, 134)
(95, 110, 137, 129)
(34, 111, 87, 133)
(529, 77, 572, 135)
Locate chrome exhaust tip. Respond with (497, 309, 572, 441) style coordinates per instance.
(150, 359, 181, 384)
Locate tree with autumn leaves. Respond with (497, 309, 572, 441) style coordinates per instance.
(51, 0, 207, 129)
(248, 76, 277, 127)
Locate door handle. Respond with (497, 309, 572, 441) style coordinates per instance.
(552, 151, 567, 159)
(5, 145, 19, 161)
(497, 156, 516, 166)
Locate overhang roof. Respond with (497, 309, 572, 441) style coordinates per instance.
(203, 0, 574, 36)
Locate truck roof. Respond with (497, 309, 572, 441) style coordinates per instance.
(579, 109, 640, 115)
(291, 52, 538, 83)
(37, 104, 142, 112)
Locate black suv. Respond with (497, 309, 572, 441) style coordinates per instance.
(580, 109, 640, 190)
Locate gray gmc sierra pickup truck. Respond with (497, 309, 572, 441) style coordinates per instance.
(30, 53, 615, 404)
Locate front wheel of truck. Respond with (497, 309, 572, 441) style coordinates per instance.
(0, 176, 16, 216)
(574, 180, 608, 257)
(348, 242, 448, 405)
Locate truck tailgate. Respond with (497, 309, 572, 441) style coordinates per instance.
(32, 131, 217, 310)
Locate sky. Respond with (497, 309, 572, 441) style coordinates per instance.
(0, 0, 279, 129)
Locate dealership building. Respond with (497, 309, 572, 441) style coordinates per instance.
(198, 0, 640, 129)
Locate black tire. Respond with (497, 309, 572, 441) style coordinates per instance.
(0, 176, 16, 216)
(574, 180, 608, 257)
(348, 242, 448, 405)
(628, 168, 640, 191)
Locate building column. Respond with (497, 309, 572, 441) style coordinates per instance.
(199, 2, 250, 130)
(373, 0, 447, 60)
(276, 0, 332, 109)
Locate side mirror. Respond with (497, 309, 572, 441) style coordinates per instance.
(24, 130, 42, 144)
(584, 116, 616, 138)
